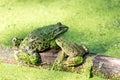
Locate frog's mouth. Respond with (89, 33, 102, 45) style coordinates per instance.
(53, 26, 68, 37)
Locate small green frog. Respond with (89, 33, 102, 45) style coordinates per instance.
(54, 37, 88, 67)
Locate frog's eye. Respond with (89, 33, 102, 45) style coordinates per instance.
(57, 22, 62, 26)
(12, 37, 18, 42)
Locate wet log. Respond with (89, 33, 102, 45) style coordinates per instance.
(93, 54, 120, 79)
(40, 51, 120, 79)
(0, 46, 120, 79)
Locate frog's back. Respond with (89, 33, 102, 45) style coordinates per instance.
(55, 37, 88, 57)
(55, 38, 80, 56)
(20, 22, 68, 52)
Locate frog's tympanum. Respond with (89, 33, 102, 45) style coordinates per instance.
(54, 37, 88, 67)
(13, 22, 68, 65)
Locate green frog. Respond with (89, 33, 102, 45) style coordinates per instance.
(54, 37, 88, 67)
(13, 22, 68, 65)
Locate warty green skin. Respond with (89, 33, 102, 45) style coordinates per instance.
(20, 22, 68, 52)
(13, 22, 68, 65)
(54, 37, 88, 67)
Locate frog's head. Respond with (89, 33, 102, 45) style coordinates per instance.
(52, 22, 68, 37)
(12, 37, 23, 47)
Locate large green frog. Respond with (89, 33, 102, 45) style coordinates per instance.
(54, 37, 88, 67)
(13, 22, 68, 65)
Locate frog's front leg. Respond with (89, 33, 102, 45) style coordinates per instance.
(55, 50, 66, 64)
(52, 50, 67, 70)
(50, 40, 59, 49)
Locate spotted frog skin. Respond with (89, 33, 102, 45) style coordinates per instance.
(55, 37, 88, 67)
(20, 22, 68, 51)
(13, 22, 68, 65)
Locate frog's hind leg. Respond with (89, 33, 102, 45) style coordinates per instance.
(64, 56, 83, 67)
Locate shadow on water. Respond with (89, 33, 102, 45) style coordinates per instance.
(63, 29, 112, 54)
(89, 43, 107, 54)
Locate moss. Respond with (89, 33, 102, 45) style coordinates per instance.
(94, 69, 120, 80)
(14, 49, 41, 66)
(74, 56, 83, 65)
(112, 77, 120, 80)
(51, 61, 63, 71)
(94, 70, 108, 79)
(52, 56, 94, 79)
(79, 56, 94, 78)
(51, 59, 77, 73)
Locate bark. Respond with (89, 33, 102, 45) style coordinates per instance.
(40, 51, 120, 79)
(0, 47, 120, 79)
(93, 54, 120, 79)
(39, 49, 59, 68)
